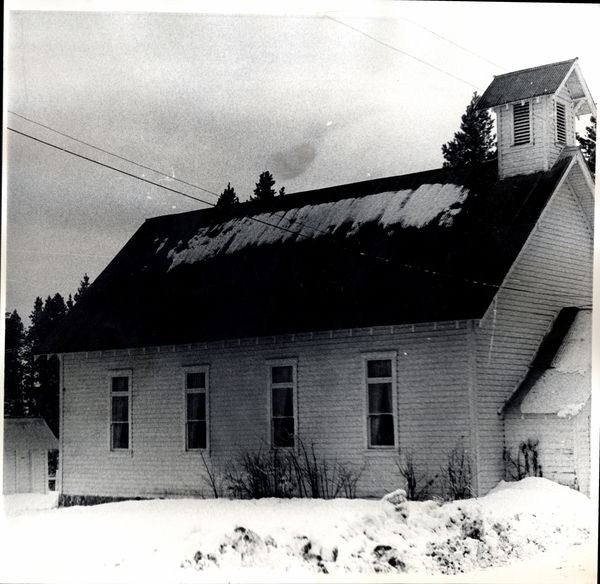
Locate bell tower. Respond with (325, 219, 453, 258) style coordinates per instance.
(477, 59, 596, 179)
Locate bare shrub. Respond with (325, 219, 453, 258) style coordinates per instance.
(223, 440, 364, 499)
(503, 439, 543, 481)
(440, 445, 473, 501)
(289, 439, 364, 499)
(396, 450, 437, 501)
(199, 451, 226, 498)
(225, 447, 295, 499)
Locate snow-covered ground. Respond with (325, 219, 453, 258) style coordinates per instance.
(0, 478, 596, 584)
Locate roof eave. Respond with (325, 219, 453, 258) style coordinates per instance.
(556, 60, 597, 118)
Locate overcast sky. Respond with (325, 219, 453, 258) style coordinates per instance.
(3, 1, 599, 324)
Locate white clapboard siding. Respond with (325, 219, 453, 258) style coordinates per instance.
(496, 96, 576, 178)
(504, 399, 591, 496)
(475, 179, 593, 494)
(61, 321, 475, 499)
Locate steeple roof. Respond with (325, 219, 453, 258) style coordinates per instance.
(477, 59, 595, 116)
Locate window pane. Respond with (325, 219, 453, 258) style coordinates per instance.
(112, 395, 129, 422)
(272, 387, 293, 417)
(187, 372, 206, 389)
(187, 421, 207, 449)
(187, 392, 206, 421)
(368, 383, 392, 413)
(112, 422, 129, 449)
(367, 360, 392, 378)
(112, 376, 129, 392)
(369, 414, 394, 446)
(272, 366, 293, 384)
(273, 418, 294, 447)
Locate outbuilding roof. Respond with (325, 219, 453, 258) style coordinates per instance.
(477, 59, 595, 116)
(41, 152, 575, 353)
(503, 308, 591, 418)
(3, 418, 59, 451)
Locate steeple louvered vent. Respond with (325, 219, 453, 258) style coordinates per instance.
(556, 102, 567, 144)
(513, 102, 531, 146)
(476, 60, 596, 178)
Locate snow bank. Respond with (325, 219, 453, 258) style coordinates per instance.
(0, 479, 594, 583)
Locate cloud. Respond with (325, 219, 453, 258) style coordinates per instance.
(270, 142, 316, 180)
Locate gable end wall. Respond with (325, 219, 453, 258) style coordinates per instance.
(475, 178, 593, 494)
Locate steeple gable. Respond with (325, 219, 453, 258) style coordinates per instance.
(477, 59, 596, 178)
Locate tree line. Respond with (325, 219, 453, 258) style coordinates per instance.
(215, 170, 285, 214)
(4, 274, 90, 437)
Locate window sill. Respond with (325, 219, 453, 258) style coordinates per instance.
(364, 447, 396, 455)
(109, 449, 133, 457)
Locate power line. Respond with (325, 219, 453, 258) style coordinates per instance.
(325, 15, 481, 91)
(8, 126, 217, 206)
(8, 110, 219, 200)
(8, 127, 589, 305)
(398, 16, 508, 72)
(324, 15, 584, 145)
(7, 126, 320, 240)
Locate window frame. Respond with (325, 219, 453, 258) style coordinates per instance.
(268, 359, 298, 450)
(363, 353, 397, 450)
(183, 366, 210, 452)
(109, 369, 132, 452)
(512, 101, 532, 146)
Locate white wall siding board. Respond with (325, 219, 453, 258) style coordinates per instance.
(475, 181, 593, 495)
(574, 400, 591, 496)
(504, 406, 579, 491)
(496, 97, 577, 178)
(61, 322, 474, 499)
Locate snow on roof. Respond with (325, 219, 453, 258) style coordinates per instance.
(519, 309, 591, 416)
(3, 418, 59, 451)
(167, 184, 469, 270)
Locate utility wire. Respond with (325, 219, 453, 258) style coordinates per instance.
(7, 126, 319, 239)
(325, 14, 587, 132)
(8, 113, 334, 239)
(8, 110, 219, 199)
(8, 127, 217, 206)
(325, 15, 480, 90)
(398, 16, 508, 72)
(8, 126, 590, 304)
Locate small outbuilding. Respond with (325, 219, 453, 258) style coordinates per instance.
(503, 308, 592, 496)
(3, 418, 59, 495)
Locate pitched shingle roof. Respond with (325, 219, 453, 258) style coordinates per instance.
(41, 154, 574, 353)
(477, 59, 577, 109)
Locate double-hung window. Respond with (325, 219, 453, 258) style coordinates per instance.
(110, 372, 131, 450)
(185, 368, 208, 450)
(270, 362, 296, 448)
(366, 357, 396, 447)
(513, 102, 531, 146)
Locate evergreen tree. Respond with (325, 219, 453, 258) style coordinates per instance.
(4, 310, 30, 416)
(251, 171, 277, 202)
(215, 182, 239, 212)
(442, 92, 496, 168)
(74, 273, 91, 304)
(27, 293, 69, 437)
(577, 115, 596, 174)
